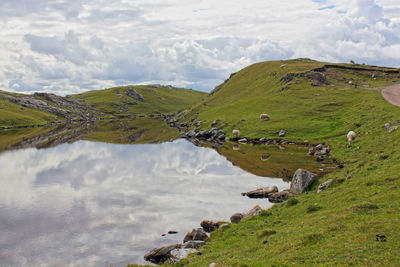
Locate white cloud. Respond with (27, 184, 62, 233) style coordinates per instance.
(0, 0, 399, 95)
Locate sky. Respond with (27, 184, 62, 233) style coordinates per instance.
(0, 0, 399, 95)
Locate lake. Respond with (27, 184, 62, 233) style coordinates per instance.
(0, 119, 334, 266)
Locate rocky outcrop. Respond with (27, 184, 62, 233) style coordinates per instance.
(1, 92, 92, 119)
(317, 179, 333, 193)
(144, 244, 181, 264)
(241, 186, 278, 199)
(280, 71, 328, 86)
(290, 169, 317, 195)
(183, 228, 208, 243)
(126, 87, 145, 102)
(268, 189, 293, 203)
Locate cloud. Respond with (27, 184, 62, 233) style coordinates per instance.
(0, 0, 399, 95)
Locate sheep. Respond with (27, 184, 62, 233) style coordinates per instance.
(260, 114, 270, 120)
(232, 129, 240, 137)
(347, 131, 356, 144)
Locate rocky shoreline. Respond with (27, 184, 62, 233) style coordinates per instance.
(143, 168, 330, 265)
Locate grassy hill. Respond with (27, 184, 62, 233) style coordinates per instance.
(74, 85, 207, 117)
(168, 59, 400, 266)
(0, 85, 206, 128)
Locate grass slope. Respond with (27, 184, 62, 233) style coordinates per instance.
(0, 91, 59, 127)
(171, 59, 400, 266)
(75, 85, 207, 117)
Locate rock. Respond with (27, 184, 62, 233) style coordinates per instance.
(241, 186, 278, 198)
(194, 121, 202, 127)
(209, 263, 217, 267)
(268, 189, 293, 203)
(388, 126, 398, 133)
(211, 120, 218, 127)
(230, 212, 244, 223)
(182, 240, 206, 249)
(170, 248, 197, 264)
(260, 114, 270, 120)
(232, 129, 240, 137)
(244, 205, 262, 217)
(232, 144, 240, 151)
(168, 230, 178, 234)
(218, 223, 230, 230)
(290, 169, 317, 195)
(279, 129, 286, 137)
(200, 220, 221, 233)
(317, 179, 333, 193)
(384, 122, 391, 129)
(183, 228, 208, 243)
(126, 87, 145, 102)
(238, 138, 247, 144)
(306, 72, 329, 86)
(144, 244, 180, 264)
(261, 154, 271, 161)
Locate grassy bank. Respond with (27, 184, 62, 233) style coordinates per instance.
(168, 59, 400, 266)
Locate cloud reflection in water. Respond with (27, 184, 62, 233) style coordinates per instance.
(0, 139, 289, 266)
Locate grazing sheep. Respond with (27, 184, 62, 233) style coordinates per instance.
(232, 129, 240, 137)
(260, 114, 270, 120)
(347, 131, 356, 144)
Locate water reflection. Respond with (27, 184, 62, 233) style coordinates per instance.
(0, 139, 289, 266)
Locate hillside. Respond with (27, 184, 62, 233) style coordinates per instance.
(0, 85, 206, 128)
(168, 59, 400, 266)
(74, 85, 207, 117)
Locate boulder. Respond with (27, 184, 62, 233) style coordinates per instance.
(230, 212, 244, 223)
(170, 248, 197, 264)
(126, 88, 145, 102)
(317, 179, 333, 193)
(194, 121, 202, 127)
(241, 186, 278, 198)
(290, 169, 317, 195)
(144, 244, 180, 264)
(200, 220, 220, 233)
(232, 129, 240, 137)
(388, 126, 398, 133)
(278, 129, 286, 137)
(244, 205, 262, 217)
(268, 189, 293, 203)
(183, 228, 208, 243)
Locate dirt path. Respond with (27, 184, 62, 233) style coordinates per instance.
(381, 84, 400, 107)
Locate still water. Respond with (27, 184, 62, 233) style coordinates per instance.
(0, 139, 289, 266)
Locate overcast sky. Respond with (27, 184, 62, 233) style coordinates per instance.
(1, 0, 399, 95)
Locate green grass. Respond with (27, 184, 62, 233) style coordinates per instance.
(0, 93, 59, 127)
(74, 85, 207, 117)
(166, 59, 400, 266)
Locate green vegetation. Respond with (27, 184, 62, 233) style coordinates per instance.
(0, 92, 59, 127)
(75, 85, 206, 117)
(168, 59, 400, 266)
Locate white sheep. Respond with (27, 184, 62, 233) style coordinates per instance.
(232, 129, 240, 137)
(347, 131, 356, 144)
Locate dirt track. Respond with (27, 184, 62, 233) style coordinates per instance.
(381, 84, 400, 107)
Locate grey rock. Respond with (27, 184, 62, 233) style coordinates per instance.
(290, 169, 317, 195)
(194, 121, 202, 127)
(126, 87, 145, 102)
(279, 129, 286, 137)
(317, 179, 333, 193)
(211, 120, 218, 126)
(144, 244, 181, 264)
(183, 228, 208, 243)
(230, 212, 244, 223)
(268, 189, 293, 203)
(388, 126, 398, 133)
(170, 248, 197, 264)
